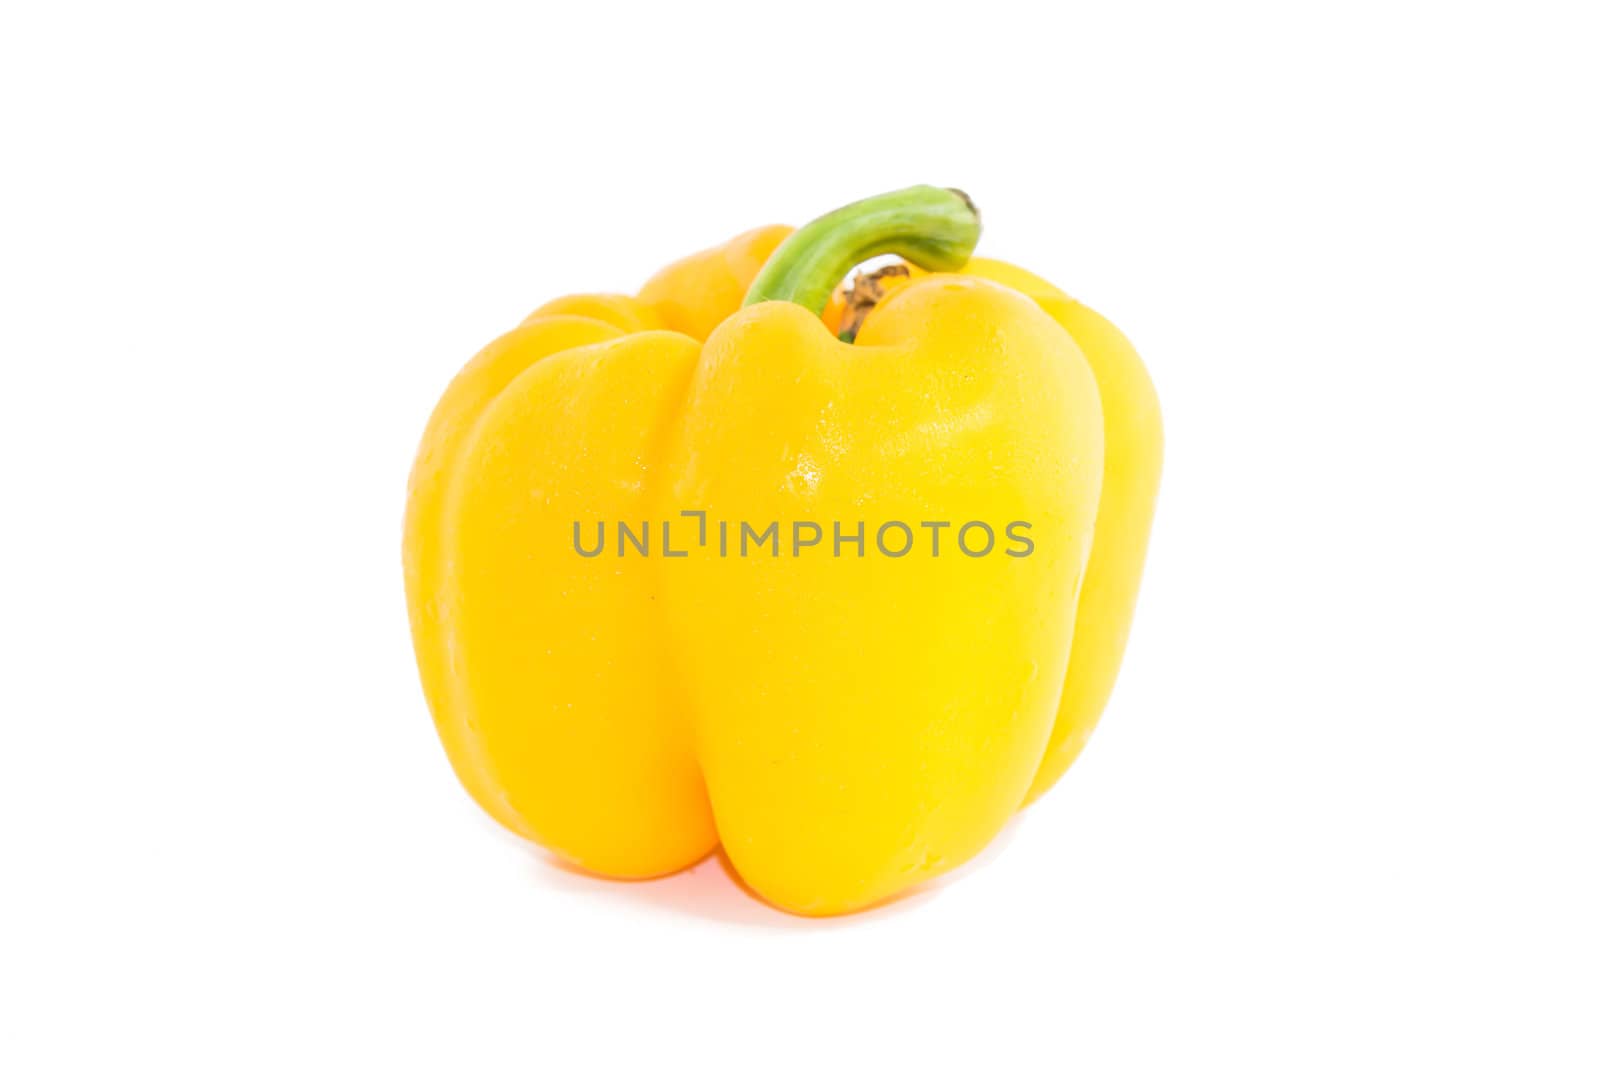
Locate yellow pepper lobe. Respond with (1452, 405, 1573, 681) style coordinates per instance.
(437, 330, 718, 877)
(406, 223, 794, 871)
(637, 224, 794, 340)
(662, 280, 1103, 915)
(404, 314, 627, 836)
(825, 256, 1164, 802)
(949, 260, 1163, 803)
(522, 293, 664, 333)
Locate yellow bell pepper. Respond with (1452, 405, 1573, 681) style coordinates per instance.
(404, 187, 1161, 915)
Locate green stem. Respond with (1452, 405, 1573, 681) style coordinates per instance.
(742, 185, 981, 318)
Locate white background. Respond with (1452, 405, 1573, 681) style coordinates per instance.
(3, 1, 1597, 1064)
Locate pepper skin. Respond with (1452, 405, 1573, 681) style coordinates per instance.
(826, 257, 1164, 802)
(404, 187, 1159, 915)
(520, 223, 793, 340)
(403, 223, 790, 861)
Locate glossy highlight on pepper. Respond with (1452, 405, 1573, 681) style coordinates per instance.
(403, 186, 1162, 915)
